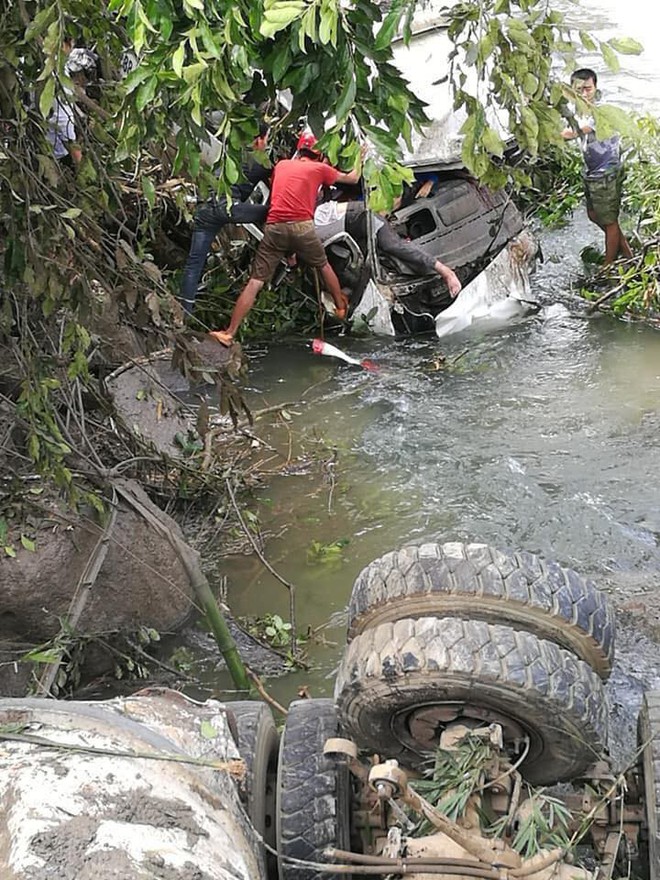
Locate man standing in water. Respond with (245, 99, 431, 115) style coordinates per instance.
(562, 68, 632, 264)
(210, 132, 362, 346)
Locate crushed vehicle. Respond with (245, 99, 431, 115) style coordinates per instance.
(321, 13, 540, 338)
(235, 13, 539, 339)
(318, 178, 538, 337)
(3, 541, 660, 880)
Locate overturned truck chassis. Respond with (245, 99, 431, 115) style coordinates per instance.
(321, 722, 646, 880)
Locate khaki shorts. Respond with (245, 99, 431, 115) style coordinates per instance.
(251, 220, 328, 281)
(584, 167, 624, 227)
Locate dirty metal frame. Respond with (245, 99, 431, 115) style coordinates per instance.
(322, 721, 646, 880)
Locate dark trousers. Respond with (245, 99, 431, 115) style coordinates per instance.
(179, 198, 268, 313)
(344, 203, 437, 276)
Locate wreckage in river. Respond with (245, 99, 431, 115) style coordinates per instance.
(3, 542, 660, 880)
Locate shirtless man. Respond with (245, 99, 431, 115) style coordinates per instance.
(210, 132, 362, 346)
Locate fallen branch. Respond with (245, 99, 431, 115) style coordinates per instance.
(113, 478, 252, 694)
(0, 729, 245, 774)
(246, 668, 287, 716)
(35, 487, 119, 698)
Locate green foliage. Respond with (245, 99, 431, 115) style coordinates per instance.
(411, 734, 494, 828)
(515, 145, 583, 226)
(443, 0, 641, 189)
(306, 537, 349, 566)
(509, 792, 572, 857)
(244, 612, 307, 661)
(411, 734, 574, 857)
(21, 624, 164, 696)
(578, 115, 660, 321)
(262, 613, 293, 647)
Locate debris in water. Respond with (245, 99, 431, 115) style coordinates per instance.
(311, 338, 378, 372)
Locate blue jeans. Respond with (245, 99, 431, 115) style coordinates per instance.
(179, 198, 268, 313)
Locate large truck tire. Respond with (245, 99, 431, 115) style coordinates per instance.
(277, 699, 351, 880)
(228, 700, 279, 876)
(639, 691, 660, 880)
(347, 542, 615, 679)
(335, 616, 609, 785)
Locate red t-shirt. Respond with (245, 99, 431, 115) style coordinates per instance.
(266, 158, 340, 223)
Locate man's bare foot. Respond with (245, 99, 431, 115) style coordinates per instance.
(209, 330, 234, 347)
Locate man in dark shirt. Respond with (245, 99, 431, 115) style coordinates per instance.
(179, 123, 271, 314)
(561, 68, 632, 264)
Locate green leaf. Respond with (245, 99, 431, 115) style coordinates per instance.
(60, 208, 82, 219)
(335, 70, 357, 123)
(39, 78, 56, 119)
(374, 8, 401, 52)
(23, 648, 61, 663)
(601, 42, 620, 72)
(225, 155, 240, 185)
(172, 43, 186, 78)
(142, 175, 156, 209)
(20, 535, 36, 552)
(135, 76, 159, 113)
(593, 104, 635, 139)
(260, 1, 306, 38)
(608, 36, 643, 55)
(481, 126, 505, 157)
(4, 546, 16, 558)
(579, 30, 597, 51)
(200, 719, 217, 739)
(318, 6, 337, 46)
(271, 45, 292, 82)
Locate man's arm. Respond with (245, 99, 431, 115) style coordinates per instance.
(333, 144, 366, 185)
(335, 167, 361, 185)
(562, 114, 595, 140)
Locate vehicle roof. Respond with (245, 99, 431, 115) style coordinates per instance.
(391, 11, 509, 169)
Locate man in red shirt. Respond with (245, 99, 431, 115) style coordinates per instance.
(210, 133, 362, 346)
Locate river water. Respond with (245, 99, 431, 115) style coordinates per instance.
(197, 0, 660, 747)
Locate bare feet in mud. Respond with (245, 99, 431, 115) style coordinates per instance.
(209, 330, 234, 347)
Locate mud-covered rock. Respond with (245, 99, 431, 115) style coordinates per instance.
(0, 482, 198, 694)
(104, 337, 244, 460)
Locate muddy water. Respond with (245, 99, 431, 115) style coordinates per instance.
(207, 212, 660, 761)
(199, 1, 660, 760)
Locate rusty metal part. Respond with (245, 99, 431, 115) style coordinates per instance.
(439, 723, 504, 752)
(323, 849, 500, 877)
(510, 847, 564, 877)
(369, 760, 409, 800)
(327, 849, 500, 871)
(323, 736, 371, 782)
(324, 738, 358, 759)
(406, 703, 526, 752)
(366, 760, 522, 869)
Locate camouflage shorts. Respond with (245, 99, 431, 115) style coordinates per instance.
(584, 167, 624, 227)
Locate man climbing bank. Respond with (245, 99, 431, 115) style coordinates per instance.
(179, 123, 271, 315)
(210, 132, 362, 347)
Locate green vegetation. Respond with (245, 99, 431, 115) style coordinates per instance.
(518, 116, 660, 323)
(0, 0, 657, 545)
(411, 733, 573, 858)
